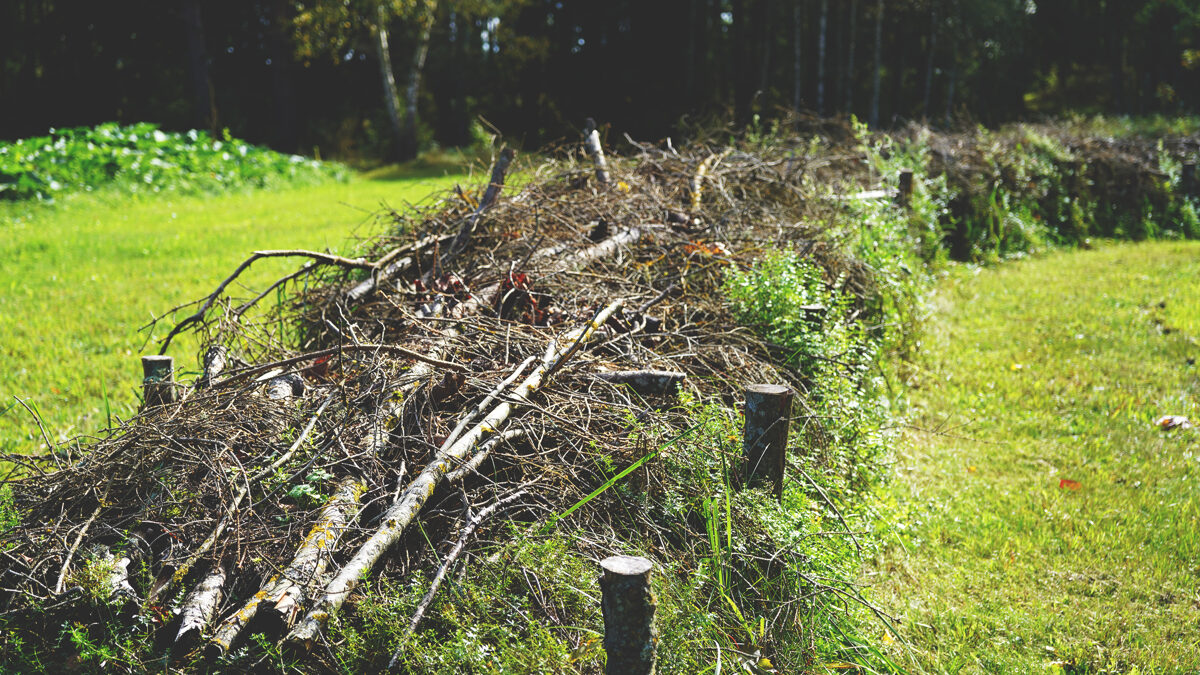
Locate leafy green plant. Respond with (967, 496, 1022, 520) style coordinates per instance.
(0, 122, 346, 202)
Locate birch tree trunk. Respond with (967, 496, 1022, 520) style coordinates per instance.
(373, 3, 405, 161)
(400, 1, 437, 161)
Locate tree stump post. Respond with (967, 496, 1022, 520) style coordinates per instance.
(896, 169, 914, 209)
(141, 355, 177, 408)
(1183, 163, 1197, 198)
(600, 555, 657, 675)
(742, 384, 793, 500)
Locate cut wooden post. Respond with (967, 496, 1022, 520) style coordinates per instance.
(599, 555, 657, 675)
(141, 355, 177, 408)
(1183, 163, 1197, 197)
(896, 169, 914, 209)
(583, 117, 610, 185)
(742, 384, 794, 500)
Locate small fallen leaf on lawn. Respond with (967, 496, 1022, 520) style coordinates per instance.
(1059, 478, 1082, 490)
(1155, 415, 1192, 430)
(967, 465, 977, 473)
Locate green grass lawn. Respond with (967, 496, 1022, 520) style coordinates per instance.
(870, 241, 1200, 671)
(0, 171, 465, 454)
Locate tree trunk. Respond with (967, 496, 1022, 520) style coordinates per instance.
(373, 3, 405, 162)
(869, 0, 884, 127)
(793, 2, 803, 112)
(266, 0, 299, 152)
(180, 0, 216, 132)
(732, 0, 749, 124)
(400, 1, 437, 161)
(845, 0, 857, 113)
(817, 0, 828, 116)
(922, 4, 938, 119)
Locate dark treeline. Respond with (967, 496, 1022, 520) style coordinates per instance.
(2, 1, 1198, 159)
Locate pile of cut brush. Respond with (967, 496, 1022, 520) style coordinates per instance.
(0, 123, 880, 670)
(4, 118, 1195, 671)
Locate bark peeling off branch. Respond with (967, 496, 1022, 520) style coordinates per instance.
(285, 299, 626, 650)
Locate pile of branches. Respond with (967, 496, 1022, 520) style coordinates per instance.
(0, 123, 878, 668)
(4, 118, 1193, 669)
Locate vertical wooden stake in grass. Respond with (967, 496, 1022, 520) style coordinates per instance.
(141, 355, 176, 408)
(897, 169, 914, 209)
(600, 555, 657, 675)
(743, 383, 793, 500)
(1183, 163, 1197, 198)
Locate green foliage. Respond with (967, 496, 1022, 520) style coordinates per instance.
(0, 122, 346, 202)
(723, 251, 890, 489)
(0, 485, 19, 535)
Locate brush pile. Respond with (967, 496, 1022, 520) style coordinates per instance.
(0, 118, 1196, 670)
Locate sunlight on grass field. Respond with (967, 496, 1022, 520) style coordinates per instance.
(871, 241, 1200, 671)
(0, 172, 465, 454)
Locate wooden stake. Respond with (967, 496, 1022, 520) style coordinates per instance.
(896, 169, 914, 209)
(583, 118, 610, 185)
(599, 555, 657, 675)
(142, 355, 177, 408)
(742, 384, 793, 500)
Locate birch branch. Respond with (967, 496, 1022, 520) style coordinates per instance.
(387, 489, 528, 668)
(285, 299, 625, 649)
(206, 477, 365, 657)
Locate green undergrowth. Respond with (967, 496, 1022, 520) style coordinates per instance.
(0, 122, 346, 202)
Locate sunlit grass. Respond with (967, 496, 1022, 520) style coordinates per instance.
(0, 171, 465, 454)
(870, 241, 1200, 671)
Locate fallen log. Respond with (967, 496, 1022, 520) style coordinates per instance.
(285, 299, 626, 649)
(206, 477, 365, 657)
(594, 370, 686, 396)
(173, 564, 226, 652)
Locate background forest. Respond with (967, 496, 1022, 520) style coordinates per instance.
(3, 0, 1199, 161)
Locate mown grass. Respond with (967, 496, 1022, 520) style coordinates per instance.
(870, 240, 1200, 671)
(0, 170, 466, 454)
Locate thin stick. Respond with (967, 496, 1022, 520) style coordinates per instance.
(388, 489, 527, 668)
(54, 504, 102, 594)
(214, 344, 467, 389)
(440, 356, 536, 452)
